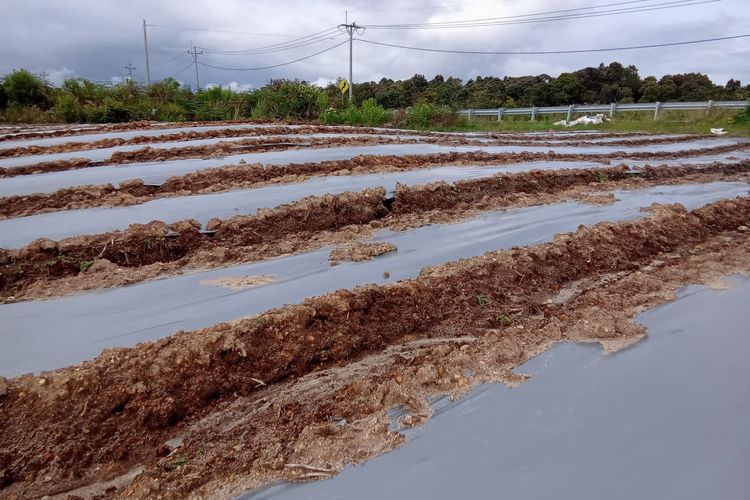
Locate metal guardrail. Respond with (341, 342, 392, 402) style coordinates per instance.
(460, 100, 748, 121)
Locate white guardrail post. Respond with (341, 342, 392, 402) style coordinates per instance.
(610, 102, 616, 119)
(566, 104, 575, 122)
(531, 106, 538, 122)
(497, 107, 504, 122)
(653, 101, 661, 120)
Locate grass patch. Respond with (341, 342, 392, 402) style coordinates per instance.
(428, 108, 750, 137)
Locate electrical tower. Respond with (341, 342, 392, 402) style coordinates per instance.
(188, 45, 204, 91)
(125, 63, 137, 82)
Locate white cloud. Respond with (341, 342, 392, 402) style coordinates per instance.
(226, 81, 254, 92)
(312, 76, 335, 87)
(41, 67, 77, 86)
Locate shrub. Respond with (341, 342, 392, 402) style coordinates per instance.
(2, 69, 50, 108)
(252, 80, 323, 120)
(155, 102, 187, 122)
(359, 98, 389, 126)
(54, 92, 82, 123)
(405, 100, 464, 129)
(1, 104, 56, 123)
(319, 98, 390, 126)
(733, 101, 750, 124)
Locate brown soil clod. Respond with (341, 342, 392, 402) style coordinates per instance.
(329, 242, 397, 265)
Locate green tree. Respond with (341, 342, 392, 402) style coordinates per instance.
(2, 69, 50, 107)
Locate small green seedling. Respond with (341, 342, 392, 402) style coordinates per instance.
(495, 313, 513, 326)
(168, 457, 188, 469)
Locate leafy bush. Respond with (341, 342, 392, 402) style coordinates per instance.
(54, 92, 82, 123)
(252, 80, 322, 120)
(359, 98, 390, 125)
(154, 102, 187, 122)
(733, 101, 750, 124)
(1, 104, 56, 123)
(404, 100, 464, 129)
(2, 69, 50, 107)
(320, 98, 390, 126)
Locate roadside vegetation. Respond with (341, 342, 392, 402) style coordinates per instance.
(1, 62, 748, 135)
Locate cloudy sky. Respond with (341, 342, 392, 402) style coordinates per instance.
(2, 0, 749, 90)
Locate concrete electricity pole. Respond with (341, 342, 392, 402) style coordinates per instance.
(339, 13, 364, 104)
(125, 63, 137, 82)
(188, 45, 204, 91)
(142, 19, 151, 85)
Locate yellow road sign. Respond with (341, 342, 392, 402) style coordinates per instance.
(338, 79, 349, 95)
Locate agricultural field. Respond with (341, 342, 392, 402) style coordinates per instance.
(1, 121, 749, 498)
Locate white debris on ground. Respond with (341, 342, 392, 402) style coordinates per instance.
(711, 128, 728, 135)
(554, 113, 610, 127)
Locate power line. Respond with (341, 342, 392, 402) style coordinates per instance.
(167, 61, 194, 80)
(362, 0, 719, 29)
(199, 32, 345, 55)
(356, 33, 750, 55)
(198, 40, 348, 71)
(152, 50, 191, 68)
(348, 2, 479, 14)
(198, 26, 341, 54)
(148, 23, 301, 38)
(354, 0, 653, 17)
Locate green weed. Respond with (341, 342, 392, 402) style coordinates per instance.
(495, 313, 513, 326)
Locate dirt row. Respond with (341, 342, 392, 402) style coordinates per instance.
(0, 135, 446, 178)
(0, 119, 280, 143)
(0, 117, 665, 144)
(1, 196, 748, 498)
(1, 132, 726, 179)
(2, 160, 748, 301)
(0, 125, 444, 158)
(0, 126, 705, 158)
(4, 145, 749, 218)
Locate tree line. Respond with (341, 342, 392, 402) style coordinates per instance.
(1, 62, 747, 123)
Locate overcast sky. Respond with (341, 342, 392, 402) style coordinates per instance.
(2, 0, 749, 90)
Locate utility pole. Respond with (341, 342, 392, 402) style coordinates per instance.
(339, 14, 364, 104)
(188, 45, 203, 91)
(142, 19, 151, 85)
(125, 63, 136, 82)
